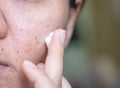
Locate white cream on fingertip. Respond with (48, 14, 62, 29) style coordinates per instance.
(45, 32, 54, 48)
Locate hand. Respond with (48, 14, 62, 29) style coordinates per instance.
(22, 29, 72, 88)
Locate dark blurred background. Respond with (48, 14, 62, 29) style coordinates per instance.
(64, 0, 120, 88)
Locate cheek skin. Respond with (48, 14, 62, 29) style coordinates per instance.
(0, 0, 69, 71)
(7, 0, 69, 29)
(3, 2, 69, 65)
(9, 31, 47, 71)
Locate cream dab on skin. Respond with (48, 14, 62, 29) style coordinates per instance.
(45, 32, 54, 47)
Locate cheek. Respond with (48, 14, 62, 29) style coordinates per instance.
(2, 0, 69, 32)
(11, 29, 47, 62)
(2, 1, 69, 66)
(9, 34, 47, 71)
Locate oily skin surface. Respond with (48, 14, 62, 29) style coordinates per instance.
(0, 0, 70, 88)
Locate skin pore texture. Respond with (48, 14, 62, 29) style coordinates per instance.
(0, 0, 82, 88)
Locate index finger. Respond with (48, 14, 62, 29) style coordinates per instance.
(45, 29, 66, 86)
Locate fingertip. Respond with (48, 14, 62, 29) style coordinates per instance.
(44, 29, 65, 84)
(45, 29, 66, 48)
(23, 60, 37, 69)
(22, 60, 41, 83)
(59, 29, 66, 45)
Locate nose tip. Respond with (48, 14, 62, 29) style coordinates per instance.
(0, 16, 8, 39)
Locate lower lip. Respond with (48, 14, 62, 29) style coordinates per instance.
(0, 65, 9, 70)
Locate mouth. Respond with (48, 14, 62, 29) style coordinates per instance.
(0, 64, 8, 69)
(0, 61, 9, 70)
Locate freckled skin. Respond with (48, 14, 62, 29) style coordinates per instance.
(0, 0, 71, 88)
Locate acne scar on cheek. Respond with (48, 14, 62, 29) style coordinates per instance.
(16, 51, 19, 54)
(40, 21, 43, 24)
(16, 59, 18, 62)
(34, 36, 40, 45)
(20, 29, 23, 31)
(0, 48, 4, 55)
(1, 48, 4, 52)
(57, 26, 60, 29)
(35, 36, 37, 40)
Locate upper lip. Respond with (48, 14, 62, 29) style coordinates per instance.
(0, 59, 8, 66)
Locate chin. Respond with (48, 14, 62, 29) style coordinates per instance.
(0, 66, 33, 88)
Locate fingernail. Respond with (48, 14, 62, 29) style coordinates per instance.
(45, 32, 54, 48)
(60, 30, 66, 45)
(24, 60, 36, 69)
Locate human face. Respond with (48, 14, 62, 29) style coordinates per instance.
(0, 0, 70, 88)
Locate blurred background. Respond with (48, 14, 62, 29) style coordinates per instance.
(64, 0, 120, 88)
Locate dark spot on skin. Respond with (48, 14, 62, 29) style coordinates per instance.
(57, 26, 60, 29)
(16, 59, 18, 62)
(1, 48, 4, 52)
(40, 21, 43, 24)
(20, 29, 23, 31)
(35, 36, 37, 40)
(16, 51, 19, 54)
(0, 53, 1, 55)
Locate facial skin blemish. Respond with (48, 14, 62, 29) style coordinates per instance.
(40, 21, 43, 24)
(57, 26, 60, 29)
(16, 51, 19, 54)
(16, 59, 18, 62)
(35, 36, 39, 45)
(35, 37, 37, 40)
(1, 48, 4, 52)
(20, 29, 23, 31)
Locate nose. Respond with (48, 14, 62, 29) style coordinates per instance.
(0, 11, 8, 39)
